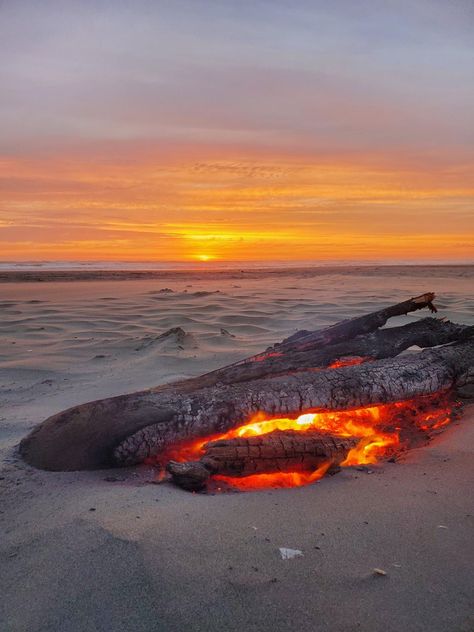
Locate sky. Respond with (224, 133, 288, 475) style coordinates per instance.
(1, 0, 473, 263)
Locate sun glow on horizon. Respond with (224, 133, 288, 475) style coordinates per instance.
(1, 150, 472, 263)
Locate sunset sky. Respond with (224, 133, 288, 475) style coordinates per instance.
(1, 0, 473, 262)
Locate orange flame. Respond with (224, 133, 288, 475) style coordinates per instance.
(250, 351, 283, 362)
(214, 461, 332, 490)
(328, 356, 372, 369)
(153, 393, 455, 490)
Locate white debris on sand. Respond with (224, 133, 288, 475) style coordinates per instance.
(279, 547, 304, 560)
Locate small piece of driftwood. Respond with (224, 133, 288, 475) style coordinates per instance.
(166, 431, 358, 491)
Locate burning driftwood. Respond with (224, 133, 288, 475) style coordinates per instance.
(166, 432, 358, 491)
(20, 292, 474, 477)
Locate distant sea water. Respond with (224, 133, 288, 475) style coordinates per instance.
(0, 260, 472, 272)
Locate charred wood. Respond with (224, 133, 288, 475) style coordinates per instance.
(267, 292, 438, 352)
(19, 337, 473, 470)
(166, 431, 358, 491)
(193, 318, 473, 387)
(113, 340, 473, 467)
(18, 293, 474, 471)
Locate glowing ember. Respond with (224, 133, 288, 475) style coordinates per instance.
(251, 351, 283, 362)
(151, 392, 456, 491)
(328, 356, 372, 369)
(214, 462, 332, 490)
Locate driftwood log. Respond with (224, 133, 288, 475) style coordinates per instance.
(166, 432, 358, 491)
(19, 293, 474, 471)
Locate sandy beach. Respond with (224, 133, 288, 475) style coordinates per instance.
(1, 266, 473, 632)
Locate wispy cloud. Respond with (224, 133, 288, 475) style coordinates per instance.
(0, 1, 473, 260)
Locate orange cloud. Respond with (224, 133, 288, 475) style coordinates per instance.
(1, 146, 473, 262)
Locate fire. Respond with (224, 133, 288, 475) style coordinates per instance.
(153, 392, 456, 491)
(251, 351, 283, 362)
(328, 356, 372, 369)
(214, 462, 332, 490)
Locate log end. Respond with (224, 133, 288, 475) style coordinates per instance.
(166, 460, 212, 492)
(412, 292, 437, 313)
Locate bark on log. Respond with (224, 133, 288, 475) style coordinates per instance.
(113, 341, 473, 467)
(193, 318, 473, 387)
(264, 292, 438, 352)
(18, 293, 474, 471)
(20, 338, 474, 470)
(191, 293, 441, 384)
(166, 432, 358, 491)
